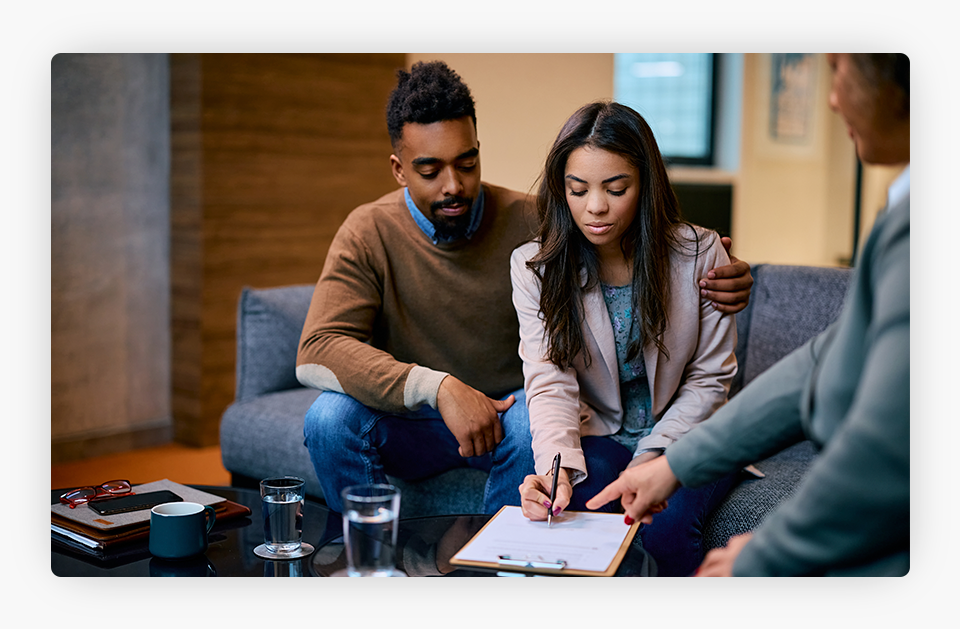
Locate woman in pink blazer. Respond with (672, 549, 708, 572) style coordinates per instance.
(510, 101, 739, 576)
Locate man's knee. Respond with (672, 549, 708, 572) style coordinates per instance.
(303, 391, 369, 448)
(498, 396, 532, 452)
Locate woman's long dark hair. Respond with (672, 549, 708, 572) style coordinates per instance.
(528, 101, 704, 370)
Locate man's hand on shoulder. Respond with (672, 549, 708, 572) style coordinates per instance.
(436, 376, 513, 458)
(700, 236, 754, 314)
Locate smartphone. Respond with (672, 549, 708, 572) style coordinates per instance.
(88, 490, 183, 515)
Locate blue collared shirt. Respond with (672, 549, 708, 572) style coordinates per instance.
(887, 164, 910, 210)
(404, 187, 485, 245)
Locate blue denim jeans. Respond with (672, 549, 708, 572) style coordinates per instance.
(303, 388, 533, 515)
(571, 435, 740, 577)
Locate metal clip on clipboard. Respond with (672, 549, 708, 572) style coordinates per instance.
(497, 555, 567, 572)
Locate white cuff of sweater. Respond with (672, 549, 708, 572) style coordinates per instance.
(404, 366, 450, 411)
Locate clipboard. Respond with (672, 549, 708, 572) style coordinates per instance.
(450, 505, 641, 576)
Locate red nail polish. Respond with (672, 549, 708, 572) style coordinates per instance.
(624, 515, 634, 525)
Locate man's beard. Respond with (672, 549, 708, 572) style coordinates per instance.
(429, 195, 475, 241)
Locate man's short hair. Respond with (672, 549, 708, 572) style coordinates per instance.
(386, 61, 477, 149)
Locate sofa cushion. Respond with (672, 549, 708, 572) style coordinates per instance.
(235, 284, 315, 401)
(220, 387, 324, 498)
(702, 441, 818, 549)
(734, 264, 851, 392)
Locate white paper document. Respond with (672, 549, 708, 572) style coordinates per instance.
(452, 506, 634, 574)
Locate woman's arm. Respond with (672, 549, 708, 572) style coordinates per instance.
(634, 230, 738, 455)
(510, 244, 588, 482)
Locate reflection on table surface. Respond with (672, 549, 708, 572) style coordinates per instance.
(312, 513, 657, 577)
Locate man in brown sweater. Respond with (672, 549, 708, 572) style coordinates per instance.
(297, 61, 753, 514)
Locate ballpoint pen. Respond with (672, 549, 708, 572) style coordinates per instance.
(548, 452, 561, 527)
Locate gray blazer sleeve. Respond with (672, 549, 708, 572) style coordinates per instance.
(666, 195, 910, 576)
(665, 333, 818, 483)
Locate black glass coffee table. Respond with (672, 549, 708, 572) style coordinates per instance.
(51, 486, 656, 577)
(51, 485, 339, 577)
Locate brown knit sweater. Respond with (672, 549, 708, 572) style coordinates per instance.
(296, 183, 536, 413)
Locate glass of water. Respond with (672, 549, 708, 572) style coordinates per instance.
(260, 476, 305, 556)
(341, 484, 403, 577)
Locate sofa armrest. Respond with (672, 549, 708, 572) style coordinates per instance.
(235, 284, 315, 401)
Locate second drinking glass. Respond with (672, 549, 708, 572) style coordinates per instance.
(256, 476, 313, 559)
(340, 484, 404, 577)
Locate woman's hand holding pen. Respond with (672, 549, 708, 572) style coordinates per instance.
(519, 467, 573, 521)
(585, 456, 679, 525)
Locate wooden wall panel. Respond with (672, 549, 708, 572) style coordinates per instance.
(170, 53, 204, 445)
(171, 53, 404, 446)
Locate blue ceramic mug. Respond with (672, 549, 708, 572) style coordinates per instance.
(149, 502, 216, 560)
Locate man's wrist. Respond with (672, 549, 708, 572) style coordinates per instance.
(421, 369, 452, 410)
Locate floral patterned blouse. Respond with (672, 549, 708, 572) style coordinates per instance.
(600, 283, 655, 453)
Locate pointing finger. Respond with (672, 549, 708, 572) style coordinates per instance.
(585, 479, 623, 511)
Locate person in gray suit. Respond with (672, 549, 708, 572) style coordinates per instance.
(587, 53, 910, 577)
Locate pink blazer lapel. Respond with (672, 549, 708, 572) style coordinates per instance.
(582, 283, 620, 385)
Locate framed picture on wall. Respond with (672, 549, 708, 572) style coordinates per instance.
(769, 53, 817, 143)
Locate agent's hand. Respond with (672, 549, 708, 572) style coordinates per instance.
(437, 376, 513, 458)
(700, 237, 754, 314)
(518, 467, 573, 521)
(694, 532, 753, 576)
(585, 456, 680, 524)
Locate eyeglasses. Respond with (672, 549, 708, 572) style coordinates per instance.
(59, 479, 134, 509)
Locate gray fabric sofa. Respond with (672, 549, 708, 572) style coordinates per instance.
(219, 263, 852, 549)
